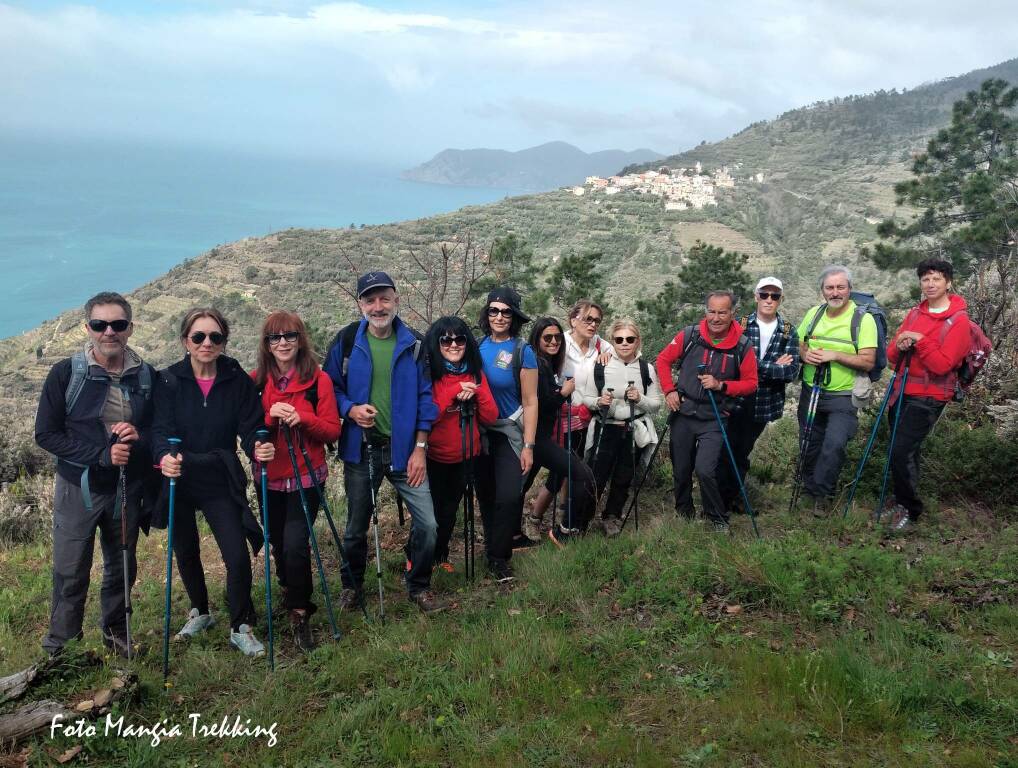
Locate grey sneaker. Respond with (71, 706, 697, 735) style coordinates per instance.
(712, 521, 731, 535)
(602, 518, 622, 538)
(229, 624, 266, 657)
(175, 608, 215, 639)
(889, 507, 913, 533)
(410, 590, 446, 614)
(339, 588, 361, 611)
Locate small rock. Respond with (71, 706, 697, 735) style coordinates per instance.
(93, 689, 113, 707)
(57, 745, 82, 764)
(74, 699, 93, 713)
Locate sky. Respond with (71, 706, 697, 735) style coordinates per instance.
(2, 1, 1017, 165)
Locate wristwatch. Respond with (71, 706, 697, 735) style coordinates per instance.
(415, 441, 428, 450)
(523, 441, 536, 449)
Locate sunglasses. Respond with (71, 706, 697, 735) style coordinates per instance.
(541, 333, 562, 343)
(580, 315, 602, 326)
(266, 331, 299, 345)
(88, 319, 130, 333)
(614, 336, 638, 345)
(487, 306, 514, 318)
(758, 292, 782, 301)
(439, 334, 468, 348)
(189, 331, 226, 346)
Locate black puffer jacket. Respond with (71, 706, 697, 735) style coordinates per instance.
(151, 355, 264, 498)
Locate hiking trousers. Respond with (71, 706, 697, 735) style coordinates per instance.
(261, 489, 320, 614)
(427, 458, 467, 565)
(43, 475, 139, 655)
(524, 431, 596, 532)
(474, 431, 522, 566)
(718, 410, 768, 510)
(888, 396, 945, 521)
(798, 391, 858, 500)
(589, 423, 637, 522)
(343, 445, 437, 597)
(669, 413, 727, 524)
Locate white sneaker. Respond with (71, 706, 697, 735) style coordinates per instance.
(230, 624, 266, 657)
(175, 608, 215, 639)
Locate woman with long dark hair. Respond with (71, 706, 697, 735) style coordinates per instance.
(526, 317, 596, 546)
(250, 310, 341, 652)
(475, 287, 538, 582)
(424, 316, 498, 572)
(153, 308, 274, 657)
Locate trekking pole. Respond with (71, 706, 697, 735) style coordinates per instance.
(566, 377, 574, 532)
(162, 437, 181, 687)
(254, 428, 274, 670)
(619, 420, 670, 533)
(842, 353, 907, 519)
(875, 353, 912, 522)
(296, 431, 370, 621)
(364, 436, 386, 623)
(788, 365, 826, 514)
(625, 380, 637, 531)
(590, 388, 615, 467)
(114, 437, 133, 661)
(283, 424, 341, 641)
(699, 365, 760, 539)
(460, 399, 476, 582)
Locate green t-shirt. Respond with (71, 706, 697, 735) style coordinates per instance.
(798, 301, 877, 392)
(366, 332, 396, 437)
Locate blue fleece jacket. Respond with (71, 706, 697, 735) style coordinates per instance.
(323, 316, 437, 471)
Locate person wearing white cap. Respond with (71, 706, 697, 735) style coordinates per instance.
(717, 277, 800, 514)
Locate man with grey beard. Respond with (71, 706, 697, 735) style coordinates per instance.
(323, 272, 442, 613)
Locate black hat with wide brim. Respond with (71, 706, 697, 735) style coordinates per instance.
(486, 286, 530, 322)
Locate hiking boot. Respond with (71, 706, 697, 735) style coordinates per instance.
(712, 521, 731, 535)
(229, 624, 266, 657)
(101, 629, 135, 659)
(889, 506, 913, 533)
(290, 610, 315, 653)
(548, 524, 572, 549)
(602, 517, 622, 538)
(435, 561, 455, 574)
(811, 497, 831, 519)
(512, 533, 539, 550)
(175, 608, 215, 639)
(410, 590, 446, 614)
(488, 559, 515, 583)
(339, 588, 361, 611)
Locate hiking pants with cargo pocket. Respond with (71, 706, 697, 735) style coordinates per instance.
(669, 413, 727, 524)
(797, 391, 858, 500)
(888, 396, 945, 521)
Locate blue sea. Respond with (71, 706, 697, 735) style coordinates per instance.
(0, 137, 516, 339)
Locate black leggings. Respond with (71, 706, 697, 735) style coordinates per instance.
(525, 433, 596, 532)
(172, 491, 256, 632)
(262, 488, 320, 613)
(475, 431, 522, 564)
(589, 424, 636, 521)
(543, 427, 588, 493)
(427, 458, 468, 564)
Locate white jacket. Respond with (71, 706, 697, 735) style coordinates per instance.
(580, 352, 663, 451)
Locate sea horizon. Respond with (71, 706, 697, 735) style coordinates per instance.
(0, 135, 519, 339)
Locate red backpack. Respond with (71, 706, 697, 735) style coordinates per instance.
(903, 308, 992, 402)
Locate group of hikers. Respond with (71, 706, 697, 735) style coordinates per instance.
(34, 257, 979, 661)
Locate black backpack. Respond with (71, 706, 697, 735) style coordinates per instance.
(328, 320, 424, 378)
(802, 291, 888, 382)
(64, 349, 152, 416)
(592, 358, 653, 396)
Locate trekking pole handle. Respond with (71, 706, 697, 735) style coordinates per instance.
(167, 437, 181, 456)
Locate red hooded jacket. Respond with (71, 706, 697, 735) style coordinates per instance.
(428, 372, 498, 464)
(888, 293, 971, 402)
(250, 368, 341, 484)
(656, 319, 758, 395)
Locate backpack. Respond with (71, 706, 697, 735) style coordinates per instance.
(739, 314, 793, 353)
(64, 349, 152, 416)
(901, 308, 992, 402)
(329, 320, 424, 378)
(593, 358, 653, 397)
(803, 291, 888, 382)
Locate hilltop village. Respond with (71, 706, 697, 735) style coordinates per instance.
(575, 162, 762, 210)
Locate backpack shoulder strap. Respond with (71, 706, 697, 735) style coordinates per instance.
(803, 304, 827, 342)
(339, 321, 360, 377)
(512, 337, 525, 399)
(136, 363, 153, 400)
(739, 314, 750, 330)
(850, 306, 864, 352)
(593, 362, 605, 394)
(64, 350, 91, 416)
(638, 358, 652, 393)
(734, 334, 752, 360)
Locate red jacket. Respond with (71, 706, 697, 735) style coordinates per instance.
(428, 372, 498, 464)
(888, 294, 970, 402)
(655, 319, 759, 398)
(250, 368, 341, 483)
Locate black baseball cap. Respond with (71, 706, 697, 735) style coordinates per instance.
(356, 271, 396, 299)
(486, 286, 530, 322)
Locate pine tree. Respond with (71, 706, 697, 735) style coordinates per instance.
(547, 250, 609, 313)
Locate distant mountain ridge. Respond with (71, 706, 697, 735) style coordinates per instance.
(402, 141, 664, 191)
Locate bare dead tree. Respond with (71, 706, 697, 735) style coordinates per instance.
(393, 234, 493, 326)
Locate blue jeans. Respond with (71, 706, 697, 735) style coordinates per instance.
(343, 445, 438, 596)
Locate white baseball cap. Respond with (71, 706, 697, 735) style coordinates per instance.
(754, 276, 783, 293)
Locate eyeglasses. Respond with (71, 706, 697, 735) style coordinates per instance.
(614, 336, 638, 345)
(580, 315, 602, 326)
(88, 319, 130, 333)
(758, 292, 782, 301)
(541, 333, 562, 343)
(266, 331, 299, 345)
(487, 306, 514, 318)
(189, 331, 226, 346)
(439, 334, 468, 348)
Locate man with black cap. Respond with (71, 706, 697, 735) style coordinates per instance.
(323, 272, 442, 613)
(718, 277, 800, 514)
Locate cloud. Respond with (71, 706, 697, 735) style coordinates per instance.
(0, 0, 1016, 160)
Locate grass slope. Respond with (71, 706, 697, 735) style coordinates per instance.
(2, 479, 1015, 767)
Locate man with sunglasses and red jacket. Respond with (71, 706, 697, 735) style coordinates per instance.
(35, 292, 156, 658)
(655, 290, 758, 532)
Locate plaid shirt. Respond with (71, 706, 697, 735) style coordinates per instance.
(740, 311, 801, 422)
